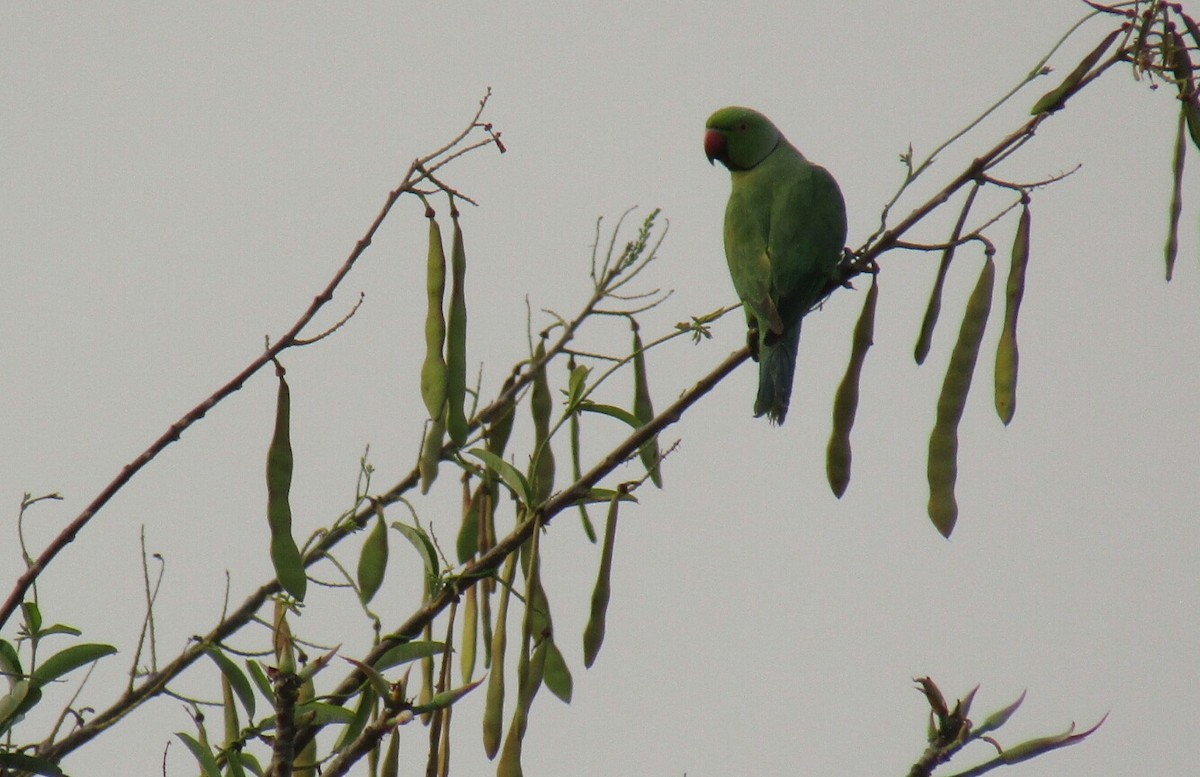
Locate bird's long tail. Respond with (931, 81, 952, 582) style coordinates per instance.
(754, 320, 802, 425)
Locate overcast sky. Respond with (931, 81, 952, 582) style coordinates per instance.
(3, 2, 1198, 776)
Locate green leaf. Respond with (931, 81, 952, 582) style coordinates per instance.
(0, 752, 66, 777)
(975, 689, 1027, 735)
(32, 643, 117, 685)
(20, 601, 42, 636)
(631, 327, 663, 488)
(469, 448, 533, 505)
(334, 684, 377, 754)
(389, 521, 439, 579)
(0, 639, 22, 682)
(410, 676, 485, 714)
(295, 700, 355, 727)
(176, 731, 222, 777)
(205, 646, 256, 720)
(578, 401, 643, 429)
(375, 640, 447, 670)
(245, 659, 273, 702)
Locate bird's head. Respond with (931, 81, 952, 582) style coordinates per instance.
(704, 106, 781, 172)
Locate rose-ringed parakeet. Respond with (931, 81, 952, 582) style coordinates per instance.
(705, 106, 847, 425)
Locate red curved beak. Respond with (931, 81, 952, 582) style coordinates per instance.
(704, 129, 726, 165)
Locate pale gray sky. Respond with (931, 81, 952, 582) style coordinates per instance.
(3, 2, 1197, 776)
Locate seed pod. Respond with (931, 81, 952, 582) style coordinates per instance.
(1166, 108, 1186, 281)
(568, 374, 597, 542)
(419, 409, 447, 495)
(1030, 27, 1123, 115)
(446, 209, 470, 444)
(356, 511, 389, 605)
(826, 277, 879, 498)
(457, 479, 483, 563)
(482, 554, 518, 759)
(266, 365, 306, 601)
(583, 492, 621, 667)
(928, 256, 995, 538)
(461, 585, 478, 684)
(916, 184, 978, 364)
(420, 213, 448, 419)
(529, 340, 555, 504)
(631, 325, 663, 488)
(996, 202, 1031, 424)
(381, 731, 400, 777)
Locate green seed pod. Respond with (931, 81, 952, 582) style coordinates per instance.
(529, 341, 555, 505)
(1166, 107, 1186, 281)
(928, 257, 995, 538)
(266, 366, 306, 601)
(419, 409, 447, 495)
(632, 325, 663, 488)
(1030, 27, 1123, 115)
(446, 209, 470, 445)
(420, 214, 448, 419)
(568, 383, 597, 542)
(462, 585, 478, 684)
(996, 203, 1031, 425)
(826, 277, 879, 498)
(583, 492, 621, 668)
(915, 184, 978, 364)
(482, 554, 517, 759)
(356, 511, 389, 605)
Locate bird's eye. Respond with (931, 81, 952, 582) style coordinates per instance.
(738, 121, 748, 131)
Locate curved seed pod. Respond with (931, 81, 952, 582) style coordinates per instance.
(419, 409, 447, 495)
(1030, 27, 1123, 115)
(915, 183, 978, 364)
(996, 202, 1031, 424)
(356, 511, 389, 605)
(1166, 108, 1186, 281)
(446, 209, 470, 444)
(583, 492, 621, 667)
(826, 277, 879, 498)
(632, 325, 663, 487)
(381, 730, 400, 777)
(482, 554, 518, 759)
(529, 340, 555, 505)
(928, 256, 995, 538)
(420, 213, 448, 419)
(266, 365, 306, 602)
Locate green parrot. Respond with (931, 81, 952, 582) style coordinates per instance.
(705, 106, 847, 425)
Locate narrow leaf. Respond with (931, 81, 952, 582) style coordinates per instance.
(266, 367, 306, 601)
(976, 689, 1027, 735)
(469, 447, 533, 506)
(411, 676, 486, 714)
(578, 401, 643, 429)
(541, 639, 573, 704)
(32, 643, 117, 685)
(419, 409, 446, 494)
(176, 732, 222, 777)
(205, 646, 256, 719)
(928, 257, 995, 537)
(375, 640, 447, 670)
(995, 202, 1031, 425)
(389, 522, 439, 580)
(457, 481, 483, 562)
(826, 277, 879, 497)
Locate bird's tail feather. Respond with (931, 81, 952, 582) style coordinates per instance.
(754, 321, 802, 425)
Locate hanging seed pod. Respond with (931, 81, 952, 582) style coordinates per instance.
(419, 409, 447, 495)
(928, 256, 995, 538)
(583, 491, 621, 667)
(446, 207, 470, 444)
(631, 324, 663, 488)
(915, 184, 978, 364)
(996, 202, 1032, 424)
(1166, 108, 1186, 281)
(266, 364, 306, 601)
(826, 277, 879, 498)
(529, 340, 555, 504)
(482, 554, 518, 759)
(420, 211, 449, 419)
